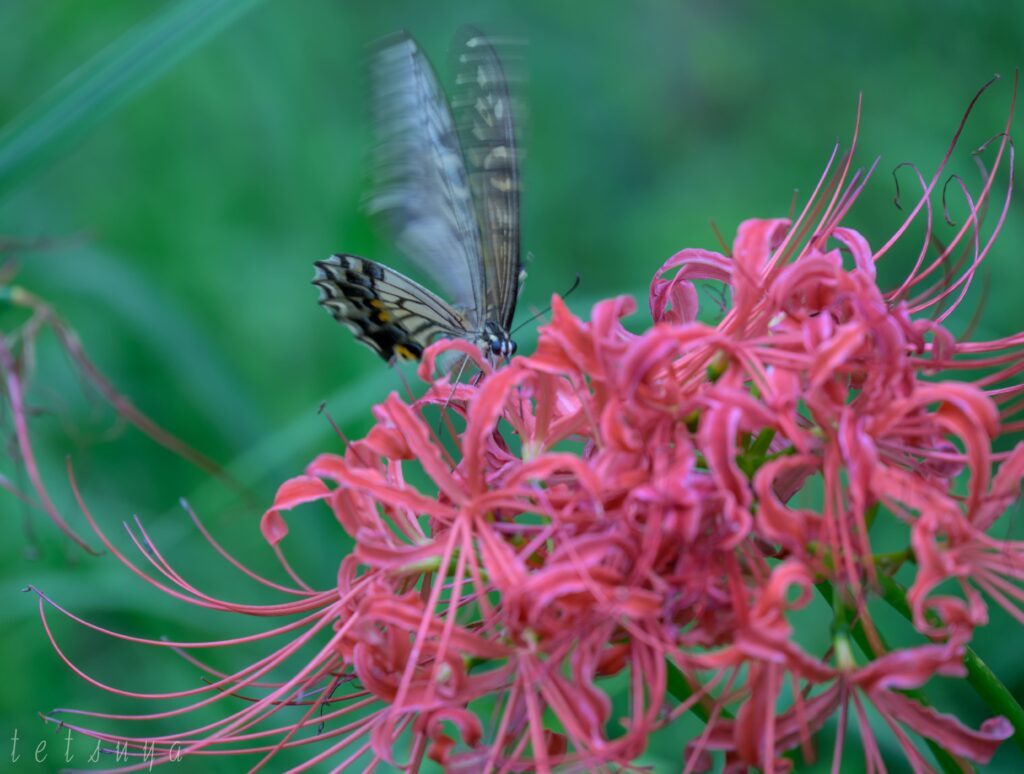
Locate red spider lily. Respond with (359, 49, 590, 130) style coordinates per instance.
(34, 80, 1024, 771)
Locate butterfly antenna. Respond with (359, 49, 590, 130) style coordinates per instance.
(512, 273, 581, 334)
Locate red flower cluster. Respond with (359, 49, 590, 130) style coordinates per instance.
(38, 89, 1024, 771)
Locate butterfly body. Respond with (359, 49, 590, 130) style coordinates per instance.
(314, 30, 522, 365)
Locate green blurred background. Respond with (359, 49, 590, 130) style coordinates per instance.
(1, 1, 1023, 771)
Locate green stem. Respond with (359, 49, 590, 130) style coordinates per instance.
(816, 579, 965, 774)
(876, 573, 1024, 753)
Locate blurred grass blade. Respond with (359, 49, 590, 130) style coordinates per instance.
(0, 0, 265, 193)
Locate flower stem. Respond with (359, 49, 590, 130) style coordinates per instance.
(816, 579, 965, 774)
(875, 573, 1024, 753)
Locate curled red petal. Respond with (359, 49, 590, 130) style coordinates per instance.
(260, 475, 331, 545)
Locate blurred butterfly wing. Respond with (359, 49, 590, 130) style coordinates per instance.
(365, 33, 485, 321)
(452, 28, 522, 331)
(314, 254, 473, 362)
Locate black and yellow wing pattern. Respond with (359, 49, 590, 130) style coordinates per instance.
(313, 254, 472, 362)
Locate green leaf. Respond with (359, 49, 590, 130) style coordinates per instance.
(0, 0, 265, 193)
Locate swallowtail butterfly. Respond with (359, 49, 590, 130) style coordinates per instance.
(313, 29, 522, 364)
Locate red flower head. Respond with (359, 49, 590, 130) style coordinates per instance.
(34, 81, 1024, 771)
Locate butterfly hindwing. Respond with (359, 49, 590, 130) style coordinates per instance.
(313, 254, 472, 362)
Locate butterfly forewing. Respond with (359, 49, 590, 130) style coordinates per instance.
(451, 28, 522, 331)
(364, 33, 485, 320)
(314, 254, 471, 362)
